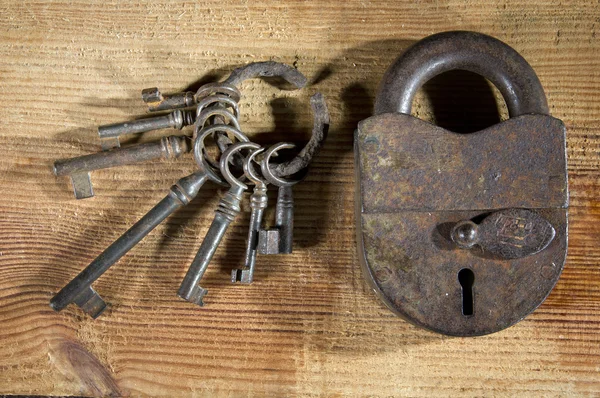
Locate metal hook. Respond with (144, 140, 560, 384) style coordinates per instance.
(267, 93, 330, 178)
(224, 61, 307, 89)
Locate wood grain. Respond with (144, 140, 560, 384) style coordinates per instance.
(1, 0, 599, 396)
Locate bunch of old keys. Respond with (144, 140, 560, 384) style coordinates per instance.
(50, 61, 330, 319)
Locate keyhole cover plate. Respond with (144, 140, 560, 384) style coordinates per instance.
(355, 113, 568, 336)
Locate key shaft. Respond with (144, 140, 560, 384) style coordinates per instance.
(232, 185, 268, 284)
(178, 185, 245, 306)
(258, 142, 300, 255)
(275, 185, 294, 254)
(142, 87, 196, 112)
(54, 135, 189, 176)
(54, 135, 189, 199)
(98, 109, 194, 149)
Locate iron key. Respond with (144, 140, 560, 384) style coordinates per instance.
(231, 147, 268, 284)
(178, 142, 260, 306)
(258, 143, 303, 255)
(54, 135, 189, 199)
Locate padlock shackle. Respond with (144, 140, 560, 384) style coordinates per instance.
(374, 31, 549, 117)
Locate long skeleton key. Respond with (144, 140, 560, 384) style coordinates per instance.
(49, 170, 212, 318)
(178, 142, 260, 306)
(258, 143, 304, 255)
(231, 147, 268, 284)
(50, 125, 249, 317)
(54, 135, 189, 199)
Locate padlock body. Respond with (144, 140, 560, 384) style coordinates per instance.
(355, 113, 568, 336)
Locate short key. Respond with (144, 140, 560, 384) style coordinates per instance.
(178, 142, 260, 306)
(231, 147, 268, 284)
(258, 143, 303, 255)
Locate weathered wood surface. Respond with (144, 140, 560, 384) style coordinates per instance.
(1, 1, 599, 396)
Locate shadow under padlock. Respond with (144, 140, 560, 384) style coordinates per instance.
(355, 31, 569, 337)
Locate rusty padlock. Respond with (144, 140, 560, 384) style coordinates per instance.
(355, 31, 568, 336)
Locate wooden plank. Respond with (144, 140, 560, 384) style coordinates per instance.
(0, 0, 599, 396)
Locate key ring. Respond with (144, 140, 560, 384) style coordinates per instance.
(243, 147, 267, 190)
(193, 124, 249, 185)
(261, 143, 307, 187)
(220, 142, 261, 190)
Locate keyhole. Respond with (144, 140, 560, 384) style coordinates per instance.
(458, 268, 475, 316)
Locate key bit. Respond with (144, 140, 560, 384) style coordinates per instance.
(72, 286, 107, 319)
(178, 142, 260, 306)
(98, 108, 195, 150)
(257, 186, 294, 254)
(142, 87, 196, 112)
(257, 229, 281, 255)
(54, 135, 190, 199)
(232, 147, 268, 284)
(49, 170, 212, 317)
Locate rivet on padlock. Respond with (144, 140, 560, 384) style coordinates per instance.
(355, 31, 569, 337)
